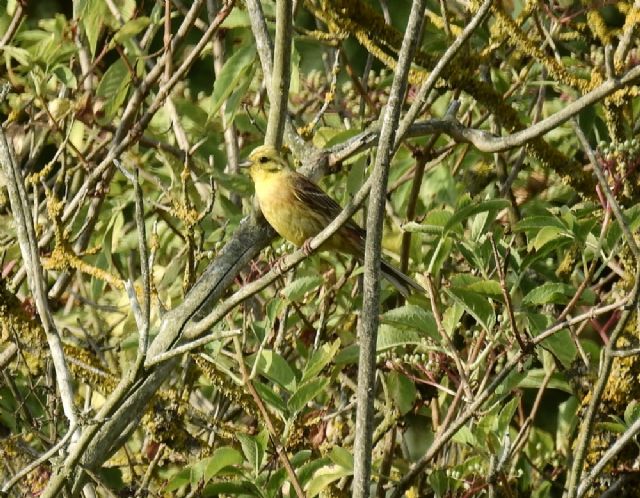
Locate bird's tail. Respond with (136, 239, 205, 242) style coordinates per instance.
(380, 260, 424, 297)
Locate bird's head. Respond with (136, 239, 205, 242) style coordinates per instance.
(243, 145, 289, 180)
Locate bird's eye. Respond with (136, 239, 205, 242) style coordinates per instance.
(259, 156, 269, 164)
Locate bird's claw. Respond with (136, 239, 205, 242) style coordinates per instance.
(302, 238, 313, 256)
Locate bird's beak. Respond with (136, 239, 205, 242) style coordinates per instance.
(239, 159, 252, 169)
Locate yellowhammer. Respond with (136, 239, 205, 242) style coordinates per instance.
(244, 145, 424, 296)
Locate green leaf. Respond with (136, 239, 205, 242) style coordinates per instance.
(522, 283, 577, 305)
(164, 468, 191, 492)
(221, 8, 251, 28)
(96, 59, 131, 122)
(328, 446, 353, 470)
(446, 287, 495, 333)
(210, 43, 256, 118)
(450, 274, 503, 299)
(442, 303, 464, 336)
(402, 208, 451, 235)
(52, 64, 77, 88)
(2, 45, 31, 66)
(251, 350, 297, 392)
(495, 397, 518, 435)
(288, 377, 329, 415)
(376, 324, 431, 351)
(386, 371, 416, 415)
(334, 344, 358, 365)
(301, 339, 340, 383)
(306, 465, 352, 498)
(223, 65, 255, 127)
(236, 432, 265, 476)
(452, 425, 479, 447)
(79, 0, 106, 56)
(203, 447, 243, 482)
(531, 226, 570, 251)
(426, 237, 453, 276)
(514, 215, 568, 232)
(381, 305, 439, 341)
(112, 16, 151, 45)
(443, 199, 510, 235)
(624, 400, 640, 426)
(517, 369, 572, 394)
(281, 275, 322, 301)
(253, 381, 287, 415)
(203, 480, 265, 497)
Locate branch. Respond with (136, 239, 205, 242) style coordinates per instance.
(0, 91, 79, 442)
(353, 1, 426, 497)
(264, 0, 293, 149)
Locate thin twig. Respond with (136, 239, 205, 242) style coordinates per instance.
(425, 275, 473, 400)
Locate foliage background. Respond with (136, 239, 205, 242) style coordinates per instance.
(1, 0, 640, 497)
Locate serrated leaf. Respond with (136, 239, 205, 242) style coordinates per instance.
(515, 215, 568, 232)
(52, 65, 77, 88)
(288, 377, 329, 415)
(442, 303, 464, 336)
(80, 0, 106, 57)
(386, 371, 416, 415)
(210, 43, 256, 118)
(452, 425, 479, 447)
(306, 465, 352, 498)
(517, 369, 572, 393)
(381, 305, 439, 341)
(112, 16, 151, 45)
(236, 433, 264, 476)
(253, 381, 287, 415)
(203, 480, 265, 497)
(443, 199, 510, 235)
(2, 45, 31, 66)
(281, 275, 322, 301)
(328, 446, 353, 470)
(522, 282, 576, 305)
(203, 447, 243, 482)
(96, 59, 131, 121)
(625, 400, 640, 426)
(495, 397, 518, 435)
(532, 226, 569, 251)
(252, 350, 296, 392)
(446, 287, 495, 333)
(376, 324, 431, 351)
(450, 274, 502, 299)
(301, 339, 340, 383)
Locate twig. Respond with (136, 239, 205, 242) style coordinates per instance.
(0, 91, 80, 444)
(489, 236, 529, 352)
(425, 275, 473, 400)
(145, 329, 241, 367)
(1, 422, 77, 494)
(0, 2, 24, 48)
(577, 414, 640, 497)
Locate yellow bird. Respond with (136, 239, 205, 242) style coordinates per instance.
(244, 145, 424, 297)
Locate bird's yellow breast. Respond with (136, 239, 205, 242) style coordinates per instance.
(251, 170, 323, 246)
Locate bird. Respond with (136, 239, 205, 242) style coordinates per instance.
(243, 144, 424, 297)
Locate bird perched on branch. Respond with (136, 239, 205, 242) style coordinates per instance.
(243, 145, 424, 296)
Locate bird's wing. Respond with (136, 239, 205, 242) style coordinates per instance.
(292, 172, 366, 238)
